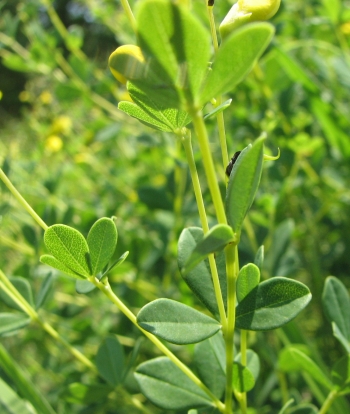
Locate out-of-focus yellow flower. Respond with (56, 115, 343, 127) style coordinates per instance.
(45, 135, 63, 152)
(220, 0, 281, 39)
(0, 90, 2, 100)
(39, 91, 53, 104)
(19, 91, 31, 102)
(340, 22, 350, 35)
(109, 45, 145, 84)
(51, 116, 72, 135)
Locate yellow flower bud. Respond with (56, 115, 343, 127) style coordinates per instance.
(108, 45, 145, 84)
(238, 0, 281, 21)
(220, 0, 281, 39)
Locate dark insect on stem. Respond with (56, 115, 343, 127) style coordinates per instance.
(208, 0, 214, 6)
(225, 151, 241, 177)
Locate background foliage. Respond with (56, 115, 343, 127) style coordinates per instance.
(0, 0, 350, 412)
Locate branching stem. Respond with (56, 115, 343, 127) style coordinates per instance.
(88, 276, 226, 412)
(181, 131, 227, 330)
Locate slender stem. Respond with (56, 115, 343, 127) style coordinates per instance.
(217, 106, 230, 171)
(0, 270, 96, 372)
(190, 109, 227, 225)
(319, 390, 338, 414)
(207, 5, 219, 52)
(238, 330, 248, 413)
(181, 131, 227, 329)
(88, 276, 225, 412)
(240, 330, 247, 365)
(207, 4, 229, 171)
(120, 0, 137, 33)
(224, 243, 238, 413)
(0, 168, 48, 231)
(0, 32, 30, 59)
(278, 370, 289, 406)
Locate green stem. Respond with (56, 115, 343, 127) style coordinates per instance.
(277, 370, 289, 406)
(88, 276, 225, 413)
(181, 131, 227, 330)
(190, 109, 227, 225)
(224, 243, 238, 413)
(0, 168, 48, 231)
(217, 104, 230, 171)
(207, 5, 219, 52)
(319, 390, 338, 414)
(0, 270, 96, 372)
(239, 330, 248, 413)
(206, 5, 229, 171)
(120, 0, 137, 33)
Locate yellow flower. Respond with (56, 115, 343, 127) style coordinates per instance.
(45, 135, 63, 152)
(109, 45, 145, 84)
(220, 0, 281, 39)
(238, 0, 281, 21)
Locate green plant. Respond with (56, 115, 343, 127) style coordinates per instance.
(1, 0, 350, 413)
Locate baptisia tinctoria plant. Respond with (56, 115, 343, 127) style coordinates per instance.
(6, 0, 345, 413)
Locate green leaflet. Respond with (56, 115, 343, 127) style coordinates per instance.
(235, 349, 260, 381)
(35, 272, 53, 309)
(0, 276, 34, 311)
(43, 224, 91, 278)
(332, 322, 350, 354)
(236, 263, 260, 303)
(86, 217, 118, 276)
(235, 277, 311, 330)
(41, 218, 119, 280)
(118, 101, 174, 132)
(254, 245, 264, 270)
(135, 357, 212, 410)
(225, 135, 265, 234)
(177, 227, 227, 319)
(40, 254, 87, 280)
(200, 23, 274, 104)
(0, 313, 31, 336)
(322, 276, 350, 351)
(194, 332, 226, 398)
(279, 346, 332, 389)
(332, 355, 350, 394)
(0, 378, 37, 414)
(96, 336, 125, 386)
(118, 82, 192, 132)
(182, 224, 235, 274)
(137, 298, 221, 345)
(232, 361, 255, 393)
(136, 0, 210, 107)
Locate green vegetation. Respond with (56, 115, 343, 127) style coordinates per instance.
(0, 0, 350, 413)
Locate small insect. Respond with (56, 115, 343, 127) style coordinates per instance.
(225, 151, 241, 177)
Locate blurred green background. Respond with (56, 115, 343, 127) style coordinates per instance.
(0, 0, 350, 412)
